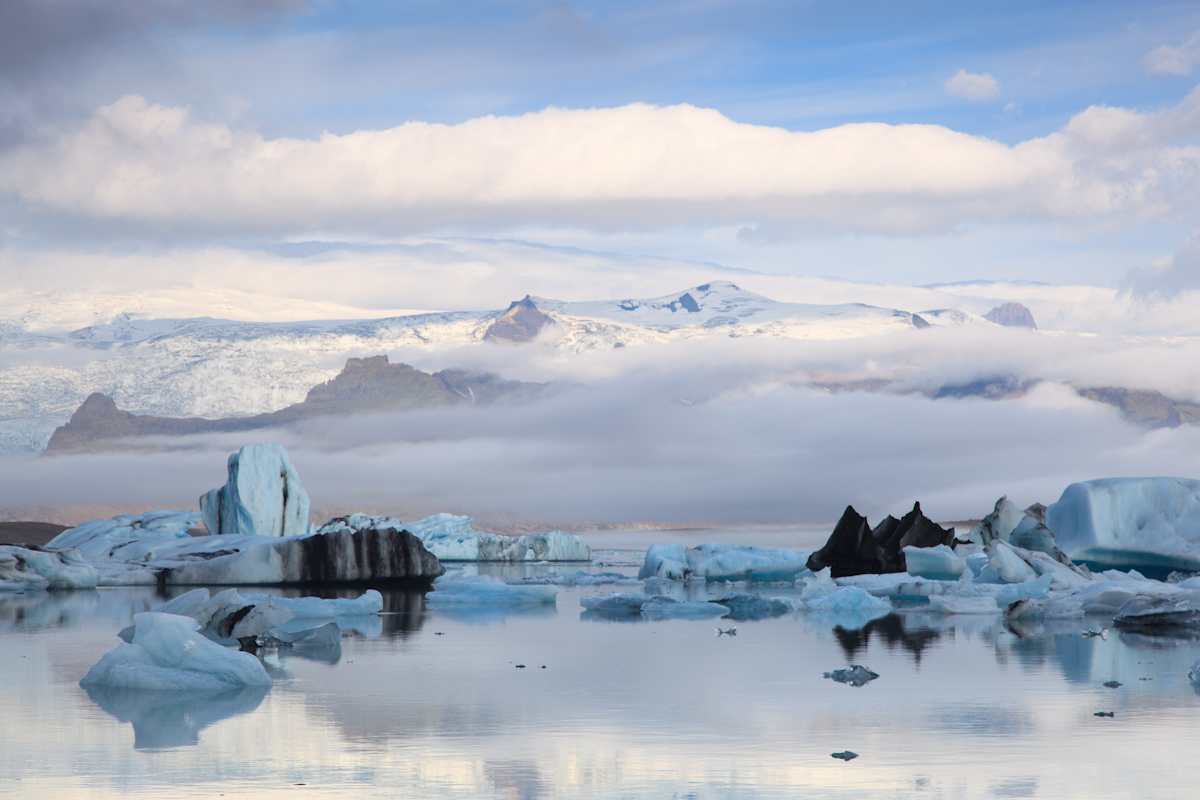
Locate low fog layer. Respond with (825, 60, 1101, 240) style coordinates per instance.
(3, 361, 1197, 531)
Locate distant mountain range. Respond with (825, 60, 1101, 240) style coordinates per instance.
(44, 355, 548, 455)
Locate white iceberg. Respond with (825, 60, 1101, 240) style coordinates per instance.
(638, 543, 808, 582)
(200, 444, 312, 538)
(317, 513, 592, 562)
(81, 612, 273, 691)
(426, 574, 558, 605)
(1047, 477, 1200, 575)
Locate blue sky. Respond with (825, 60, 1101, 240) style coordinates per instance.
(2, 0, 1200, 294)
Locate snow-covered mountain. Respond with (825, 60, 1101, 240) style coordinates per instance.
(0, 281, 975, 454)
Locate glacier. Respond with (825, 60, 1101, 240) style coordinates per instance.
(81, 612, 274, 691)
(0, 281, 975, 454)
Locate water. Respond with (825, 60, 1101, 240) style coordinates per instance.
(3, 560, 1200, 799)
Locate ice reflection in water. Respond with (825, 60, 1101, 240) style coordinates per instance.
(3, 569, 1200, 798)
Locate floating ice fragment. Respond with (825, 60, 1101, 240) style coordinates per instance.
(903, 544, 966, 580)
(823, 665, 879, 687)
(714, 593, 793, 620)
(639, 543, 807, 582)
(831, 751, 858, 761)
(805, 587, 893, 615)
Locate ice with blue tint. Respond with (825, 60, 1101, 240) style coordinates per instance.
(200, 444, 312, 538)
(1047, 477, 1200, 574)
(505, 571, 631, 586)
(804, 587, 894, 616)
(638, 543, 808, 582)
(81, 612, 273, 690)
(903, 544, 966, 580)
(45, 510, 203, 560)
(427, 574, 559, 605)
(0, 545, 97, 589)
(318, 512, 592, 562)
(241, 589, 383, 618)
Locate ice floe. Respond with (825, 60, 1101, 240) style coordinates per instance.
(81, 612, 274, 691)
(637, 543, 807, 582)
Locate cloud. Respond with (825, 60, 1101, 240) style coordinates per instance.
(2, 367, 1198, 531)
(1145, 33, 1200, 76)
(944, 69, 999, 101)
(1122, 229, 1200, 299)
(4, 88, 1200, 240)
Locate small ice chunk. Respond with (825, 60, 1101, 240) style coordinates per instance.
(80, 612, 273, 690)
(640, 597, 729, 619)
(714, 593, 793, 620)
(580, 592, 653, 612)
(987, 540, 1039, 584)
(823, 665, 879, 687)
(264, 621, 342, 649)
(797, 567, 838, 602)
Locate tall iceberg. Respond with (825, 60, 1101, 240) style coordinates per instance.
(201, 444, 311, 538)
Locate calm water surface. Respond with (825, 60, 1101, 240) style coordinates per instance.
(2, 555, 1199, 800)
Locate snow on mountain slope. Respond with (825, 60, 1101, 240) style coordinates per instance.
(0, 281, 961, 454)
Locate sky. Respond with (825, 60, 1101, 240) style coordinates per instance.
(4, 1, 1200, 526)
(1, 0, 1200, 299)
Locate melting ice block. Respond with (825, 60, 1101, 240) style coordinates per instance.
(81, 612, 273, 691)
(638, 543, 808, 582)
(201, 444, 312, 538)
(579, 592, 729, 619)
(0, 546, 96, 589)
(1047, 477, 1200, 575)
(805, 587, 894, 616)
(46, 510, 202, 560)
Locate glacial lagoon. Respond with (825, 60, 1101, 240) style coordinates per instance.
(3, 553, 1200, 800)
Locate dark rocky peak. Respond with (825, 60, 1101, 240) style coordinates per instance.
(983, 302, 1037, 329)
(484, 295, 550, 343)
(808, 501, 955, 577)
(43, 394, 137, 455)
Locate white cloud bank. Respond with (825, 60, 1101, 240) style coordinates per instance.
(3, 89, 1200, 238)
(1145, 32, 1200, 76)
(944, 69, 1000, 100)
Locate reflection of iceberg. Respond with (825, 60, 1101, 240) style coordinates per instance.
(429, 603, 559, 625)
(83, 684, 269, 749)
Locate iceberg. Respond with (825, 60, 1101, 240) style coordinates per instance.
(823, 665, 880, 687)
(81, 612, 273, 691)
(317, 513, 592, 562)
(638, 543, 808, 582)
(903, 544, 966, 580)
(0, 550, 49, 592)
(504, 571, 631, 586)
(967, 497, 1025, 545)
(0, 545, 98, 589)
(1046, 477, 1200, 577)
(200, 444, 312, 538)
(806, 502, 955, 577)
(426, 574, 558, 605)
(45, 510, 202, 560)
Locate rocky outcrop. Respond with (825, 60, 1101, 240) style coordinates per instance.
(983, 302, 1037, 329)
(1078, 387, 1200, 430)
(200, 444, 311, 539)
(806, 502, 956, 577)
(44, 355, 547, 454)
(484, 296, 550, 342)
